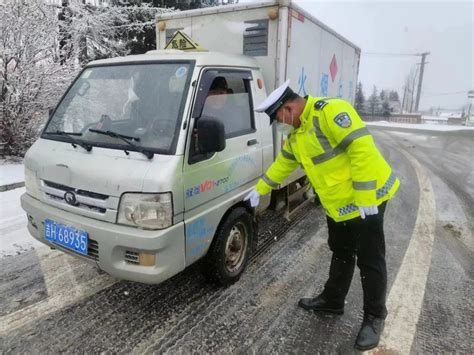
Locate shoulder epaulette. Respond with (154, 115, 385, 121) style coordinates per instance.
(314, 100, 329, 110)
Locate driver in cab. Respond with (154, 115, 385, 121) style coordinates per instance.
(202, 77, 229, 119)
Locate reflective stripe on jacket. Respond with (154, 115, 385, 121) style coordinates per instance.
(256, 96, 400, 222)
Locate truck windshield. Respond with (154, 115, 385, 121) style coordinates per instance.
(43, 62, 192, 154)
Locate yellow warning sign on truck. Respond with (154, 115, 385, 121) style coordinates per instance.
(164, 31, 207, 51)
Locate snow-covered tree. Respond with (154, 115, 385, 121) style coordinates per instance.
(379, 89, 391, 116)
(141, 0, 240, 9)
(118, 6, 174, 55)
(0, 0, 76, 156)
(59, 0, 130, 64)
(367, 86, 381, 116)
(382, 101, 391, 116)
(354, 82, 365, 113)
(0, 0, 157, 156)
(402, 66, 418, 113)
(389, 90, 399, 102)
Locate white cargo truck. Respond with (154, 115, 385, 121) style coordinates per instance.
(21, 0, 360, 285)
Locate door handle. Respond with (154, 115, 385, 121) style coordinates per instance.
(247, 139, 258, 146)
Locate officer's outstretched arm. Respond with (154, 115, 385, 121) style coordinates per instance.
(255, 139, 299, 195)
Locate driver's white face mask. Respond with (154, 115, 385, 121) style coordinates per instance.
(275, 109, 294, 135)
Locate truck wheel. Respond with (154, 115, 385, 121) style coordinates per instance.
(202, 207, 254, 286)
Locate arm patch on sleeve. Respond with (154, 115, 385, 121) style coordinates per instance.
(334, 112, 352, 128)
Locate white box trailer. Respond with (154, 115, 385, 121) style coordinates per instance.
(20, 0, 361, 287)
(156, 0, 361, 111)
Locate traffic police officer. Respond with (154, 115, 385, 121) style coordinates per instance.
(245, 80, 400, 351)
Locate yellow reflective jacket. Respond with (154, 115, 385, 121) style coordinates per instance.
(256, 96, 400, 222)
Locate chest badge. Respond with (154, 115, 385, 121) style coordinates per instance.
(334, 112, 352, 128)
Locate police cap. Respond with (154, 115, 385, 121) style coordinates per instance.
(255, 80, 295, 124)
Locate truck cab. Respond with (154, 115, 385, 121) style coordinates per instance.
(21, 50, 273, 285)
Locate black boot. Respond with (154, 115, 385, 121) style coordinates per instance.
(354, 314, 385, 351)
(298, 294, 344, 314)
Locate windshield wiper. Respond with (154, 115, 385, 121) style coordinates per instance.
(46, 131, 92, 152)
(88, 129, 154, 159)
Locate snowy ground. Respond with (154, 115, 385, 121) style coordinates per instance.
(0, 159, 36, 257)
(0, 159, 24, 187)
(1, 130, 472, 353)
(366, 121, 474, 132)
(0, 187, 43, 257)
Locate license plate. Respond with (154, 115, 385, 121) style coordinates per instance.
(44, 219, 88, 256)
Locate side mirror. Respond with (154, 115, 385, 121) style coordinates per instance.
(48, 108, 54, 118)
(197, 117, 226, 153)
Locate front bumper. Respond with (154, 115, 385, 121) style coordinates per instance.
(21, 193, 185, 284)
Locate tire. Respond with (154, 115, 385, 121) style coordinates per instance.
(202, 207, 254, 286)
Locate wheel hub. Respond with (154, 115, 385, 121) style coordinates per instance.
(225, 223, 247, 273)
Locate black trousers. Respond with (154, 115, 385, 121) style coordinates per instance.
(321, 202, 388, 318)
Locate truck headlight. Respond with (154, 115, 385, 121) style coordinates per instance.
(118, 193, 173, 230)
(24, 167, 40, 199)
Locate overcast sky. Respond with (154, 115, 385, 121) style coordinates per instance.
(244, 0, 473, 110)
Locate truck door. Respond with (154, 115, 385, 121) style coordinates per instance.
(182, 68, 263, 265)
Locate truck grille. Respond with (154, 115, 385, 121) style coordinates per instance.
(88, 239, 99, 261)
(42, 180, 109, 214)
(44, 181, 108, 200)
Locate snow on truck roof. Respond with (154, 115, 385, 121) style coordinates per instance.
(86, 50, 259, 69)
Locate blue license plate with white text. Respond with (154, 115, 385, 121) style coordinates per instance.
(44, 219, 88, 256)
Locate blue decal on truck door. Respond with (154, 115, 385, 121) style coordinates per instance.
(186, 218, 213, 256)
